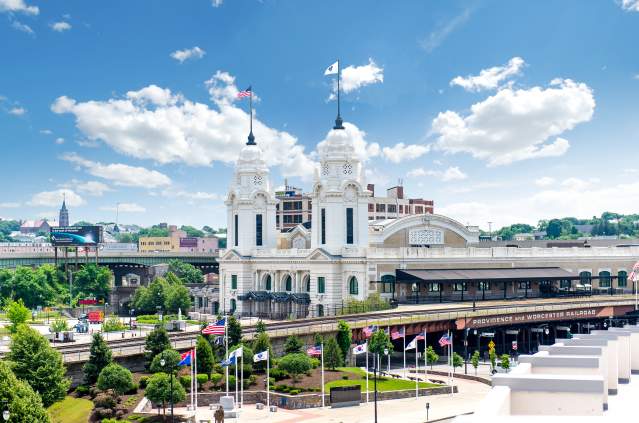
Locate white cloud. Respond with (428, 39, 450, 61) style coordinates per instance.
(407, 166, 467, 182)
(620, 0, 639, 11)
(40, 129, 52, 135)
(52, 72, 316, 180)
(61, 179, 112, 196)
(161, 189, 220, 201)
(100, 203, 146, 213)
(11, 20, 34, 34)
(316, 122, 381, 163)
(450, 57, 525, 92)
(50, 21, 71, 32)
(419, 7, 473, 53)
(211, 0, 223, 6)
(8, 106, 25, 115)
(634, 74, 639, 80)
(381, 143, 430, 163)
(0, 0, 39, 15)
(329, 59, 384, 99)
(432, 79, 595, 166)
(534, 176, 555, 187)
(29, 189, 84, 207)
(55, 137, 65, 144)
(439, 179, 639, 230)
(61, 153, 172, 188)
(0, 202, 20, 208)
(170, 46, 206, 63)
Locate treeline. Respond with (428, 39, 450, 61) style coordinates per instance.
(0, 219, 19, 242)
(115, 224, 225, 244)
(0, 264, 112, 308)
(493, 212, 639, 240)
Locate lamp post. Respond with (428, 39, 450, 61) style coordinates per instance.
(129, 308, 135, 331)
(425, 402, 430, 422)
(2, 399, 9, 422)
(160, 358, 175, 423)
(464, 327, 469, 375)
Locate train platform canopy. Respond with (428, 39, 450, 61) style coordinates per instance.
(396, 267, 577, 283)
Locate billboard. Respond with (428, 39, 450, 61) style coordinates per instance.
(50, 226, 102, 247)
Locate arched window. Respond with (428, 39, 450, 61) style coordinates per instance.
(230, 299, 236, 313)
(579, 271, 592, 285)
(349, 276, 359, 295)
(265, 275, 272, 291)
(618, 270, 628, 288)
(599, 271, 611, 288)
(305, 276, 311, 292)
(381, 275, 395, 294)
(284, 275, 292, 292)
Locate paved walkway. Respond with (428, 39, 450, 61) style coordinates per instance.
(171, 377, 490, 423)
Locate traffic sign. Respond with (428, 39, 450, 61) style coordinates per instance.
(512, 341, 518, 351)
(488, 340, 495, 350)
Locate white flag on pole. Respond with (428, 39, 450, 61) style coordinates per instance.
(405, 336, 418, 351)
(231, 346, 243, 358)
(253, 350, 269, 362)
(324, 61, 339, 75)
(352, 343, 368, 355)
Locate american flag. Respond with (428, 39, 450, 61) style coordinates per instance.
(362, 325, 378, 338)
(237, 86, 252, 98)
(307, 345, 322, 357)
(391, 327, 405, 340)
(630, 261, 639, 282)
(439, 334, 452, 347)
(202, 318, 226, 335)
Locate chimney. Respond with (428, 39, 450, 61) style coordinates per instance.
(367, 184, 375, 196)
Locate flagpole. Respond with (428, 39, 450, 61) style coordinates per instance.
(194, 345, 198, 410)
(387, 325, 391, 373)
(402, 326, 406, 374)
(266, 352, 270, 410)
(241, 348, 244, 409)
(235, 354, 238, 406)
(190, 350, 194, 411)
(450, 330, 454, 395)
(365, 348, 369, 402)
(424, 329, 428, 383)
(415, 342, 419, 399)
(225, 316, 229, 396)
(321, 342, 325, 408)
(334, 59, 343, 130)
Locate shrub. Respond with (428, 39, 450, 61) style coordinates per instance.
(75, 384, 90, 396)
(283, 335, 303, 354)
(197, 374, 208, 387)
(269, 368, 289, 381)
(50, 318, 69, 333)
(289, 389, 301, 395)
(150, 349, 181, 374)
(93, 389, 117, 409)
(228, 375, 236, 386)
(97, 363, 134, 395)
(210, 373, 223, 387)
(126, 383, 139, 395)
(102, 316, 126, 332)
(341, 375, 349, 380)
(274, 384, 287, 392)
(277, 353, 312, 381)
(139, 376, 149, 389)
(179, 375, 192, 390)
(310, 358, 320, 369)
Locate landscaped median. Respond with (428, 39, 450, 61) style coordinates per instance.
(325, 367, 440, 392)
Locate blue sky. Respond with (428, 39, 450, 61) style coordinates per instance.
(1, 0, 638, 230)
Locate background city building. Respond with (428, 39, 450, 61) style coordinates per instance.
(367, 184, 434, 220)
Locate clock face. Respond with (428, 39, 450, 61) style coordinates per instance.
(343, 163, 353, 175)
(322, 164, 330, 176)
(253, 175, 263, 186)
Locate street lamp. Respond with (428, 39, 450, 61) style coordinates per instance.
(129, 308, 135, 331)
(2, 399, 9, 421)
(374, 349, 389, 423)
(160, 358, 175, 423)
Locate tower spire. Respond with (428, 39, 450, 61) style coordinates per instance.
(333, 59, 344, 130)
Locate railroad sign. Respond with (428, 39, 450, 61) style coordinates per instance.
(488, 340, 495, 350)
(512, 341, 518, 351)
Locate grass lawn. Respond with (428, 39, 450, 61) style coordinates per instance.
(325, 367, 441, 392)
(48, 396, 93, 423)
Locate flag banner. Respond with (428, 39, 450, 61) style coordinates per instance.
(307, 345, 322, 356)
(178, 350, 193, 366)
(439, 334, 452, 347)
(231, 347, 243, 358)
(324, 61, 338, 75)
(352, 343, 368, 355)
(220, 356, 236, 367)
(362, 325, 378, 338)
(237, 86, 252, 98)
(254, 350, 269, 362)
(391, 327, 405, 340)
(630, 261, 639, 281)
(214, 336, 224, 345)
(405, 336, 418, 351)
(202, 318, 226, 335)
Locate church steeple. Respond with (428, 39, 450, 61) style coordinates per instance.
(59, 194, 69, 227)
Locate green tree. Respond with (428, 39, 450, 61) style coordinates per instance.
(7, 325, 70, 407)
(452, 352, 463, 373)
(147, 277, 170, 312)
(546, 219, 563, 239)
(5, 299, 29, 333)
(489, 346, 497, 372)
(313, 333, 324, 346)
(368, 329, 393, 356)
(145, 372, 186, 417)
(167, 260, 203, 284)
(83, 333, 113, 385)
(196, 335, 215, 376)
(0, 360, 50, 423)
(144, 326, 171, 370)
(323, 336, 343, 370)
(470, 350, 480, 376)
(228, 316, 242, 346)
(97, 363, 134, 395)
(164, 283, 191, 314)
(180, 225, 205, 238)
(426, 346, 439, 370)
(50, 318, 69, 333)
(131, 285, 154, 314)
(252, 331, 272, 373)
(336, 320, 352, 362)
(73, 264, 112, 301)
(500, 354, 511, 371)
(283, 335, 303, 354)
(7, 267, 55, 308)
(277, 353, 312, 382)
(255, 319, 266, 333)
(150, 349, 182, 374)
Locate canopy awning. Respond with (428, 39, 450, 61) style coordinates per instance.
(238, 291, 270, 302)
(269, 292, 291, 303)
(396, 267, 577, 283)
(290, 293, 311, 305)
